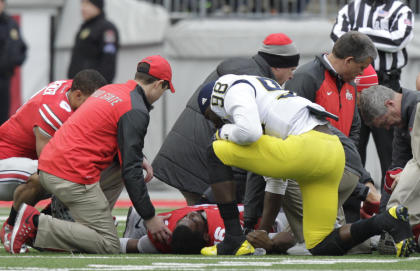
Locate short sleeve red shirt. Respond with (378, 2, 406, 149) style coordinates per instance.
(0, 80, 74, 159)
(38, 80, 138, 184)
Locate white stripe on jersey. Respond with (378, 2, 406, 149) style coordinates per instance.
(0, 170, 31, 177)
(0, 178, 27, 182)
(39, 108, 59, 132)
(357, 83, 377, 88)
(42, 104, 63, 126)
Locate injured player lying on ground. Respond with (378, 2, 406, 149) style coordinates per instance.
(119, 204, 296, 255)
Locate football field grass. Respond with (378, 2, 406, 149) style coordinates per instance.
(1, 207, 420, 271)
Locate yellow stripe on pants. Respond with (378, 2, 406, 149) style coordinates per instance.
(213, 130, 345, 249)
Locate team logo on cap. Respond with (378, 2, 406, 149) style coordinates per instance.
(201, 97, 207, 106)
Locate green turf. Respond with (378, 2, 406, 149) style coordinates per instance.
(1, 208, 420, 270)
(0, 250, 420, 270)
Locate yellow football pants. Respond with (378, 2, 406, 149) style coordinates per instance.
(213, 130, 345, 249)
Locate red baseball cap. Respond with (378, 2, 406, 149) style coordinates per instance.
(355, 64, 378, 93)
(137, 55, 175, 93)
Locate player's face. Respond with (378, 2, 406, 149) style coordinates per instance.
(341, 57, 371, 83)
(177, 211, 207, 234)
(272, 66, 296, 85)
(81, 0, 101, 21)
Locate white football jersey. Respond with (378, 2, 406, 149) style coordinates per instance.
(210, 74, 327, 144)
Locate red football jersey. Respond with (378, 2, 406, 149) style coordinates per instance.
(149, 204, 245, 253)
(38, 80, 136, 184)
(0, 80, 74, 159)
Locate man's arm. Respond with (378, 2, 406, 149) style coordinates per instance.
(357, 6, 414, 53)
(123, 236, 160, 254)
(0, 18, 26, 75)
(348, 102, 361, 147)
(330, 3, 354, 42)
(390, 128, 412, 169)
(33, 126, 51, 157)
(243, 173, 265, 232)
(118, 109, 171, 244)
(330, 4, 351, 42)
(217, 83, 263, 145)
(247, 230, 296, 254)
(97, 25, 119, 82)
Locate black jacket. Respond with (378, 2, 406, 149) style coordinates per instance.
(152, 54, 274, 194)
(68, 13, 119, 83)
(389, 89, 420, 169)
(117, 84, 155, 219)
(0, 12, 26, 78)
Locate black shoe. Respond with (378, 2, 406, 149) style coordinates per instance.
(395, 237, 416, 257)
(216, 235, 248, 255)
(201, 235, 255, 256)
(376, 205, 415, 257)
(378, 205, 412, 243)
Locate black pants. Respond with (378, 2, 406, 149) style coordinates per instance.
(358, 118, 393, 185)
(0, 78, 10, 125)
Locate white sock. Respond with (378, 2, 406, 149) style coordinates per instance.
(119, 238, 129, 253)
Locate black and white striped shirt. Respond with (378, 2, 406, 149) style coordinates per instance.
(331, 0, 414, 72)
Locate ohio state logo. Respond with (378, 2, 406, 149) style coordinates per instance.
(345, 89, 353, 101)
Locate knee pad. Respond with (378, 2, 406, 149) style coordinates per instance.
(309, 228, 351, 256)
(207, 144, 233, 184)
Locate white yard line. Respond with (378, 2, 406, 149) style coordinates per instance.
(1, 257, 420, 271)
(0, 216, 127, 223)
(1, 254, 420, 261)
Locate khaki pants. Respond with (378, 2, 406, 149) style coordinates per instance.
(100, 161, 124, 209)
(34, 171, 120, 253)
(388, 103, 420, 226)
(282, 169, 359, 243)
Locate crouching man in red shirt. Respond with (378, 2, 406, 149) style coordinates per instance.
(8, 55, 176, 254)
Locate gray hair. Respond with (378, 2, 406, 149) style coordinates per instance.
(333, 31, 378, 63)
(359, 85, 395, 125)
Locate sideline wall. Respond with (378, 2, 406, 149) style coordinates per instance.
(54, 7, 420, 184)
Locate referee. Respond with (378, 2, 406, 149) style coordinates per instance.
(331, 0, 413, 92)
